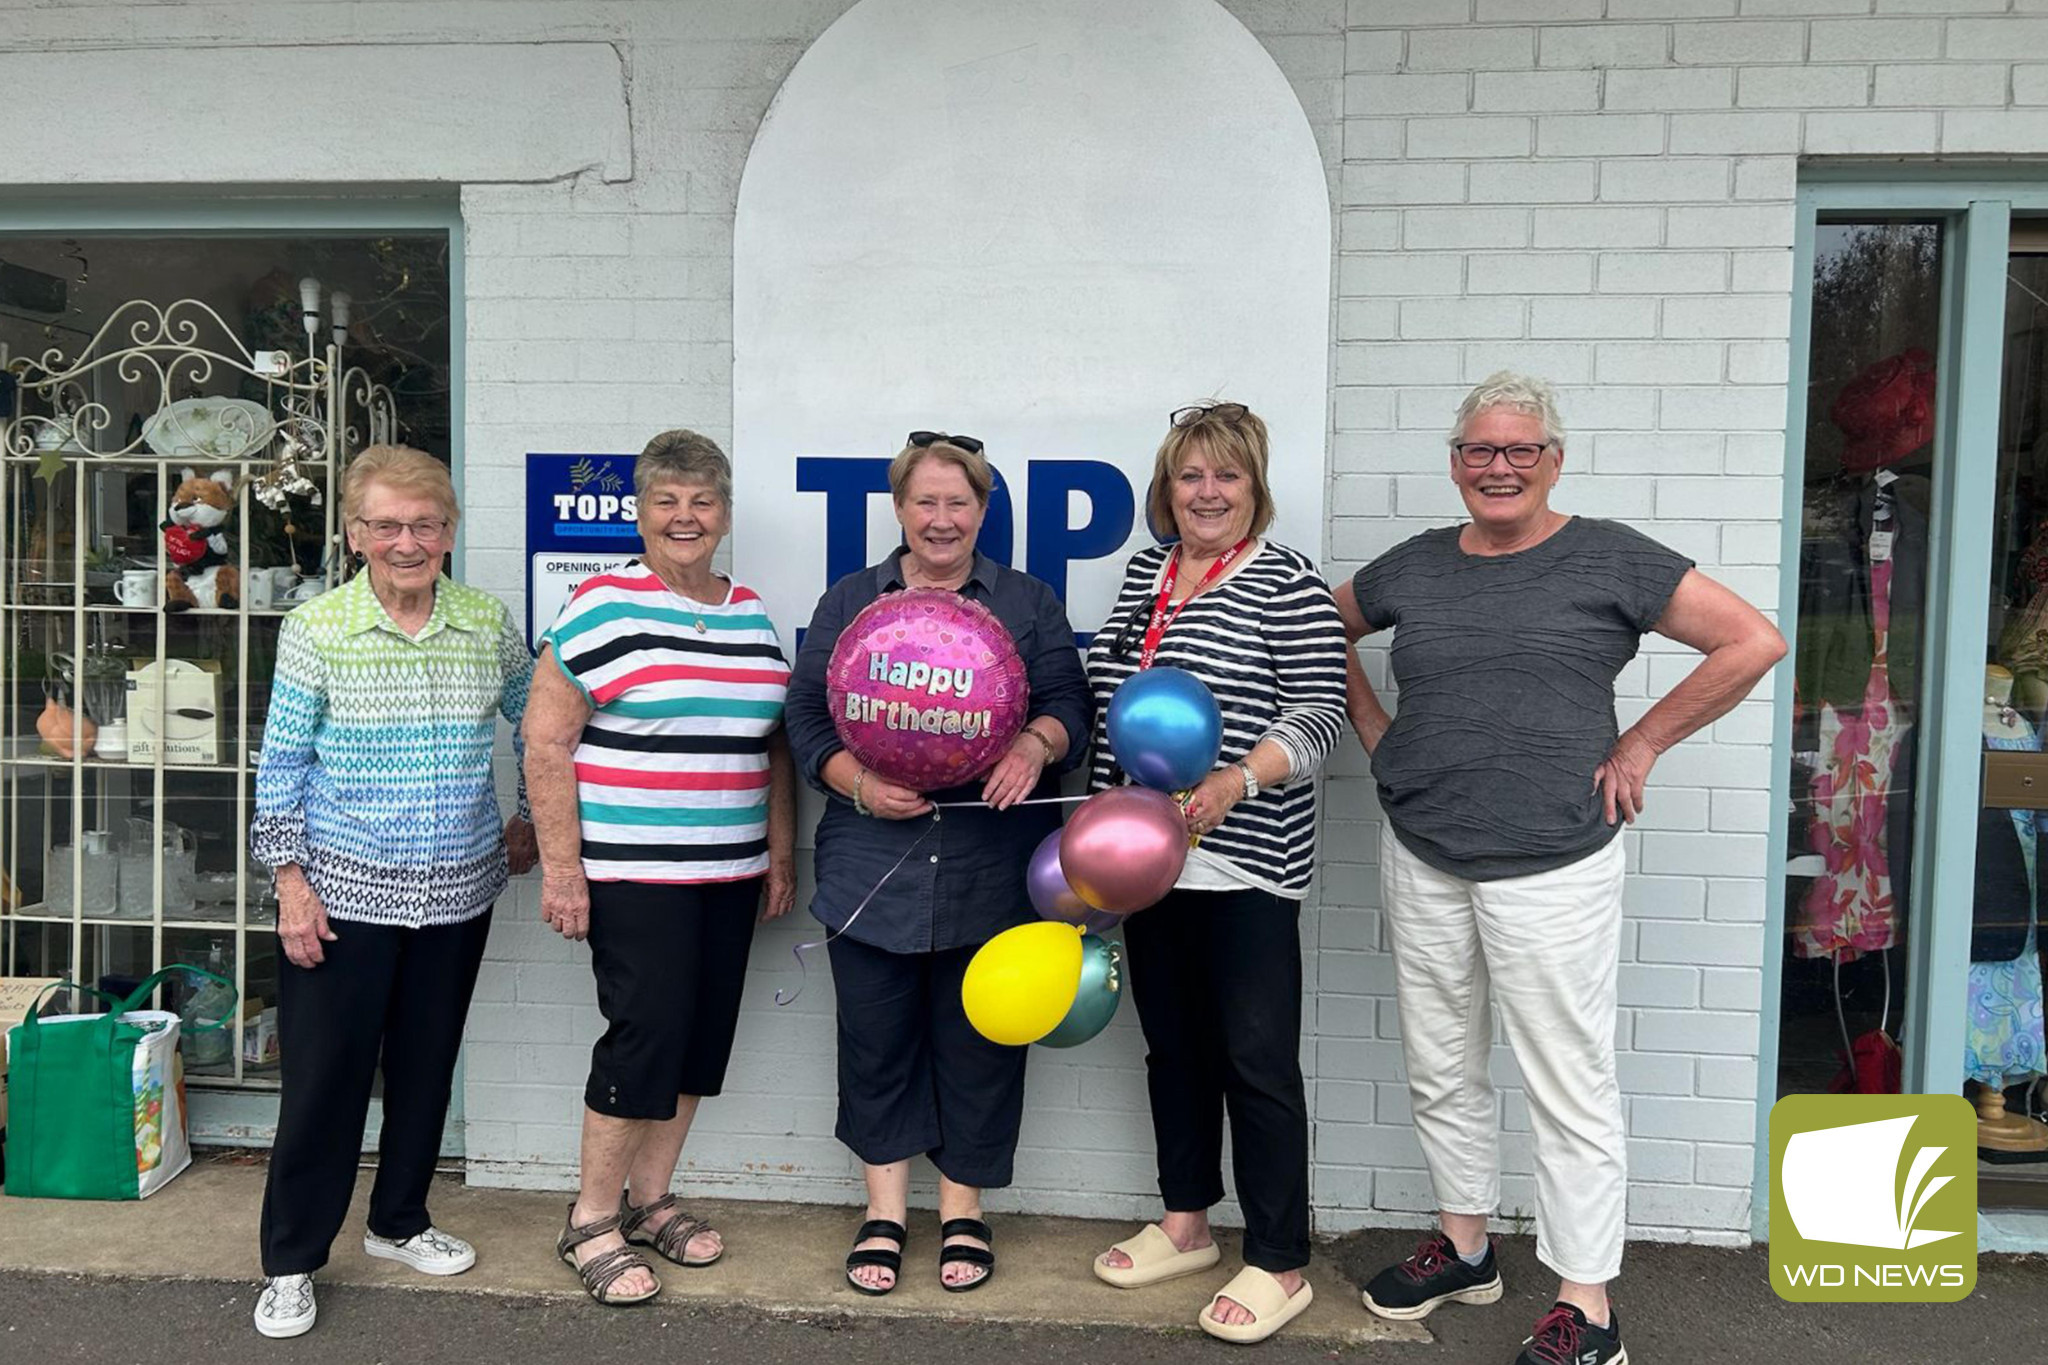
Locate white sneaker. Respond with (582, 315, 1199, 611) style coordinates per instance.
(253, 1274, 316, 1338)
(363, 1225, 478, 1276)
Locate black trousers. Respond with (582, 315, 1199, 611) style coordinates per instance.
(259, 909, 492, 1276)
(584, 876, 762, 1118)
(1124, 886, 1310, 1272)
(827, 934, 1028, 1189)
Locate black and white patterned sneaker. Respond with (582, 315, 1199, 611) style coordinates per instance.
(1513, 1302, 1627, 1365)
(1359, 1232, 1504, 1321)
(363, 1225, 478, 1276)
(253, 1273, 316, 1338)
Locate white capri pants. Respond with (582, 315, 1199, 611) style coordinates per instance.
(1379, 824, 1628, 1285)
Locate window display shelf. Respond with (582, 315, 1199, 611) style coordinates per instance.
(1, 295, 390, 1091)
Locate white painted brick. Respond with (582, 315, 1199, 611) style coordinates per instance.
(1949, 17, 2048, 59)
(1345, 29, 1404, 71)
(1471, 159, 1600, 202)
(1633, 785, 1711, 833)
(1557, 476, 1657, 518)
(1656, 473, 1780, 518)
(1463, 341, 1596, 383)
(1706, 873, 1770, 921)
(1674, 20, 1805, 63)
(1721, 522, 1783, 563)
(1474, 69, 1602, 112)
(1346, 72, 1470, 115)
(1610, 0, 1737, 13)
(1636, 1008, 1759, 1055)
(1598, 252, 1728, 294)
(1406, 115, 1534, 157)
(1556, 384, 1660, 429)
(1661, 385, 1787, 429)
(1701, 966, 1764, 1011)
(1619, 963, 1704, 1007)
(1733, 156, 1798, 200)
(1346, 0, 1473, 24)
(1875, 62, 2009, 107)
(1599, 159, 1732, 203)
(1629, 1183, 1752, 1230)
(1739, 0, 1868, 12)
(1340, 209, 1403, 251)
(1631, 1096, 1755, 1144)
(1596, 341, 1725, 384)
(1409, 26, 1536, 70)
(1945, 110, 2048, 153)
(1335, 386, 1398, 430)
(1340, 343, 1465, 384)
(1539, 23, 1673, 68)
(1589, 431, 1722, 474)
(1337, 298, 1402, 339)
(1740, 64, 1870, 109)
(1629, 1138, 1696, 1184)
(1664, 295, 1791, 339)
(1342, 161, 1469, 205)
(1730, 250, 1795, 293)
(2021, 65, 2048, 104)
(1537, 113, 1667, 156)
(1668, 111, 1803, 154)
(1401, 208, 1531, 251)
(1623, 873, 1710, 921)
(1804, 109, 1942, 154)
(1710, 788, 1774, 834)
(1606, 66, 1736, 111)
(1397, 385, 1480, 429)
(1395, 475, 1476, 518)
(1342, 251, 1465, 295)
(1618, 1052, 1698, 1095)
(1468, 252, 1596, 294)
(1693, 1140, 1754, 1185)
(1332, 475, 1394, 518)
(1810, 17, 1945, 59)
(1637, 919, 1766, 967)
(1534, 206, 1665, 249)
(1727, 340, 1791, 385)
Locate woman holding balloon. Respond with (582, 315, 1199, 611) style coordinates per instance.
(783, 432, 1092, 1296)
(1081, 402, 1348, 1344)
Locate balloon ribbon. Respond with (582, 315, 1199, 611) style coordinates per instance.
(773, 815, 942, 1006)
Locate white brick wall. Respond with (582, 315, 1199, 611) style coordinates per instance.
(12, 0, 2044, 1250)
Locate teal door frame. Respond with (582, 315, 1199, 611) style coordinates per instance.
(0, 192, 469, 1154)
(1755, 178, 2048, 1239)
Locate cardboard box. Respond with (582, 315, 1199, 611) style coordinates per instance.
(126, 658, 224, 766)
(0, 976, 64, 1134)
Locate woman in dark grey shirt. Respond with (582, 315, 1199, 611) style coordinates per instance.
(1336, 373, 1784, 1365)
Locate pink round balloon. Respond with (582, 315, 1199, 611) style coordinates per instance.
(826, 587, 1029, 791)
(1059, 787, 1189, 913)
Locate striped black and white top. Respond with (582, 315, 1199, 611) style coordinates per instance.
(1084, 540, 1349, 900)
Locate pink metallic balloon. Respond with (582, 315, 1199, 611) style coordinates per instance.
(826, 587, 1029, 791)
(1059, 787, 1189, 913)
(1029, 828, 1125, 935)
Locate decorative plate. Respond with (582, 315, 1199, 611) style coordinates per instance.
(143, 397, 273, 460)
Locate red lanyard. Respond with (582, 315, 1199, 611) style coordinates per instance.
(1139, 538, 1252, 670)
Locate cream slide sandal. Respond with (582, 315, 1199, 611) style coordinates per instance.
(1198, 1266, 1315, 1344)
(1092, 1223, 1222, 1288)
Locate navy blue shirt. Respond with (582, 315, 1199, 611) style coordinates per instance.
(786, 549, 1094, 954)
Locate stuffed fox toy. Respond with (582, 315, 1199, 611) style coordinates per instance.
(161, 468, 240, 611)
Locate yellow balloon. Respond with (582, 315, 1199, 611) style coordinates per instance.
(962, 921, 1085, 1046)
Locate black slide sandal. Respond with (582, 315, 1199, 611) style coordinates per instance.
(845, 1218, 908, 1297)
(939, 1217, 995, 1293)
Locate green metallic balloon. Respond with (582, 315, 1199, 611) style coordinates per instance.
(1037, 933, 1123, 1049)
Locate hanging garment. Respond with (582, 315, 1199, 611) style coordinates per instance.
(1965, 725, 2048, 1089)
(1795, 548, 1907, 961)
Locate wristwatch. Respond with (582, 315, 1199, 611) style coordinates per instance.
(1236, 760, 1260, 800)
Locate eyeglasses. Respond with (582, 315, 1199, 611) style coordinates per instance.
(354, 517, 451, 543)
(908, 430, 984, 455)
(1452, 442, 1552, 470)
(1170, 402, 1249, 429)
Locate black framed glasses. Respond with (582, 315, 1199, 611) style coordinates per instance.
(1453, 442, 1551, 470)
(1170, 402, 1249, 429)
(908, 429, 984, 455)
(1109, 610, 1147, 661)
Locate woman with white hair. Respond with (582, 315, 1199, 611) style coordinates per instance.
(1336, 373, 1784, 1365)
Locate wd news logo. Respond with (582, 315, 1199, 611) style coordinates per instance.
(1769, 1094, 1977, 1302)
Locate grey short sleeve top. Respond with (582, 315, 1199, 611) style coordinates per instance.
(1353, 517, 1694, 881)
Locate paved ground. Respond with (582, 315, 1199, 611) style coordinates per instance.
(2, 1155, 2044, 1362)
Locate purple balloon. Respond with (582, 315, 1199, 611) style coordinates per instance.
(1029, 829, 1125, 935)
(1060, 787, 1189, 913)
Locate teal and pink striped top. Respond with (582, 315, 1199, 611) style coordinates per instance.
(543, 562, 790, 884)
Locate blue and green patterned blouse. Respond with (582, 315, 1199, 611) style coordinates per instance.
(251, 573, 532, 927)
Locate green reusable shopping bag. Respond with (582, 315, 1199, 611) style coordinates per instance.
(4, 966, 233, 1201)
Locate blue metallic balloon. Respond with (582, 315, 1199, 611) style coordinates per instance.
(1106, 666, 1223, 792)
(1037, 934, 1122, 1049)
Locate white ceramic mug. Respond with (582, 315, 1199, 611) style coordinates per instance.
(246, 574, 275, 610)
(261, 566, 300, 595)
(114, 570, 157, 607)
(288, 577, 325, 602)
(95, 718, 128, 759)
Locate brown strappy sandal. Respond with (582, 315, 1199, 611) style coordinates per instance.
(621, 1191, 724, 1268)
(556, 1203, 661, 1305)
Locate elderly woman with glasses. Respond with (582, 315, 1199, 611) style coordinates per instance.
(1339, 374, 1784, 1365)
(250, 444, 538, 1339)
(784, 431, 1092, 1296)
(525, 429, 797, 1307)
(1084, 402, 1347, 1345)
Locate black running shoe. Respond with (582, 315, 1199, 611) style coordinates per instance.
(1359, 1232, 1504, 1321)
(1513, 1302, 1627, 1365)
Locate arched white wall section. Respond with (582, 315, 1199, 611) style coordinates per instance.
(733, 0, 1330, 639)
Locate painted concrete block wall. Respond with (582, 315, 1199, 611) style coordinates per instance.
(9, 0, 2046, 1243)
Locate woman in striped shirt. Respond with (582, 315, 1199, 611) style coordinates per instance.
(1084, 402, 1347, 1345)
(525, 430, 796, 1306)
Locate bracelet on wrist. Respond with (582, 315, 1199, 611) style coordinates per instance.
(852, 766, 873, 817)
(1021, 726, 1057, 764)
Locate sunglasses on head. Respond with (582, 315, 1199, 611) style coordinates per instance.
(1170, 402, 1249, 429)
(908, 430, 984, 455)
